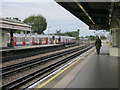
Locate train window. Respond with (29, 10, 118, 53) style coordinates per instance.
(20, 37, 22, 42)
(25, 38, 27, 42)
(26, 37, 29, 42)
(7, 36, 10, 43)
(39, 37, 42, 41)
(16, 37, 19, 42)
(50, 38, 52, 41)
(13, 37, 15, 41)
(18, 38, 20, 42)
(16, 37, 18, 42)
(52, 36, 55, 40)
(22, 37, 25, 41)
(42, 38, 45, 41)
(34, 37, 36, 41)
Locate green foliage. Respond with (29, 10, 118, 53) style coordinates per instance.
(68, 31, 79, 40)
(55, 31, 79, 40)
(85, 35, 98, 41)
(14, 31, 21, 34)
(85, 35, 107, 40)
(23, 15, 47, 34)
(100, 35, 107, 39)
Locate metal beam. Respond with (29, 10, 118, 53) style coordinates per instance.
(74, 1, 95, 25)
(89, 24, 109, 30)
(109, 2, 114, 25)
(72, 8, 109, 14)
(73, 10, 108, 17)
(104, 2, 111, 11)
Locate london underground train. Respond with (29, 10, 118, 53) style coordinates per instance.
(7, 33, 76, 46)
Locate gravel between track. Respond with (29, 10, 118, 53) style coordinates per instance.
(2, 47, 84, 86)
(2, 45, 82, 67)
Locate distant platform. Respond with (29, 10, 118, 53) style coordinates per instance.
(0, 44, 63, 52)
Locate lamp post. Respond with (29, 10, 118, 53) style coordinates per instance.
(58, 29, 61, 43)
(77, 29, 80, 45)
(77, 29, 80, 38)
(9, 31, 14, 48)
(48, 26, 51, 44)
(35, 33, 38, 45)
(28, 23, 34, 45)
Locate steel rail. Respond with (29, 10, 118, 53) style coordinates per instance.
(2, 45, 65, 62)
(1, 44, 77, 72)
(1, 46, 93, 90)
(2, 44, 77, 62)
(1, 45, 85, 77)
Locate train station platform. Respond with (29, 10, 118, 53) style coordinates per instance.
(37, 41, 119, 89)
(0, 44, 63, 52)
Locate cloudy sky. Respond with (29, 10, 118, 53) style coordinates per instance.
(1, 0, 108, 36)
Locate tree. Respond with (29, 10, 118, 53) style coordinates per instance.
(56, 30, 61, 35)
(23, 15, 47, 34)
(69, 31, 79, 40)
(55, 31, 79, 40)
(85, 35, 98, 41)
(100, 35, 107, 40)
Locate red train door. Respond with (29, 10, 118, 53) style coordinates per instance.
(13, 37, 17, 46)
(39, 37, 42, 45)
(46, 37, 48, 44)
(22, 37, 26, 46)
(32, 37, 35, 45)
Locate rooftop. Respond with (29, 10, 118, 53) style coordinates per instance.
(0, 17, 31, 31)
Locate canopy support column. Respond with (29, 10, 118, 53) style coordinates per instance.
(110, 9, 120, 57)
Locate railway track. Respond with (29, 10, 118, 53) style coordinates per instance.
(1, 45, 93, 90)
(2, 44, 76, 62)
(1, 45, 85, 77)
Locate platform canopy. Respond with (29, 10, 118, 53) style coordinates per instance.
(0, 18, 31, 31)
(55, 0, 120, 30)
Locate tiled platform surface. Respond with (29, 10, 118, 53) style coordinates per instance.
(35, 42, 119, 89)
(50, 42, 119, 88)
(0, 44, 62, 52)
(67, 43, 119, 88)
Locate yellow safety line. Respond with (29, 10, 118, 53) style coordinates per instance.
(36, 48, 95, 88)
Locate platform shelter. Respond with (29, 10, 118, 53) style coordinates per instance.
(0, 18, 31, 48)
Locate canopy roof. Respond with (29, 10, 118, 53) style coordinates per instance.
(0, 18, 31, 31)
(56, 1, 120, 30)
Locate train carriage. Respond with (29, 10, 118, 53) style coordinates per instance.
(16, 34, 22, 46)
(7, 33, 76, 47)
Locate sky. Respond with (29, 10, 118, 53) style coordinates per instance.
(1, 0, 109, 36)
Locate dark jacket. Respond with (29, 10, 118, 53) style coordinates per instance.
(95, 39, 102, 49)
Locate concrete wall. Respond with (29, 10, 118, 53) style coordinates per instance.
(0, 29, 8, 48)
(110, 29, 120, 57)
(110, 47, 120, 57)
(0, 29, 2, 47)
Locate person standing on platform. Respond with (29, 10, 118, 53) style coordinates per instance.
(95, 37, 102, 55)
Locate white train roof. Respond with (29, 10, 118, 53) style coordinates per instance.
(12, 33, 76, 39)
